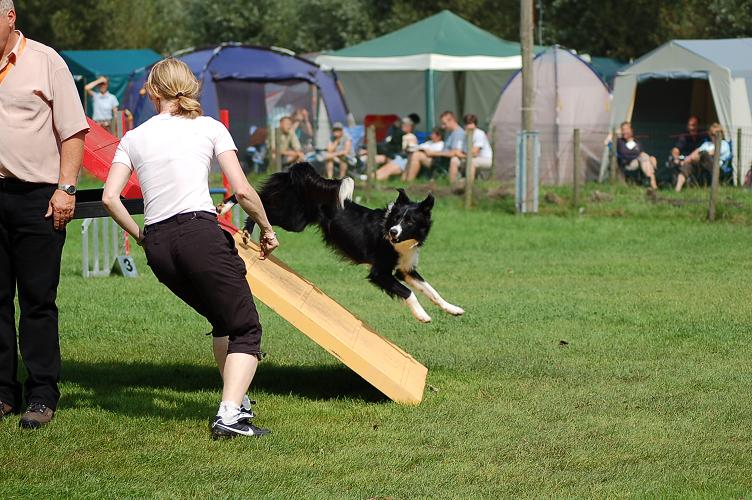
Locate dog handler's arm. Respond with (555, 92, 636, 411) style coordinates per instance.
(46, 131, 86, 230)
(102, 162, 143, 243)
(217, 150, 279, 259)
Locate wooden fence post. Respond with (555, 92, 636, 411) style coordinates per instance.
(464, 132, 474, 209)
(737, 128, 743, 187)
(610, 127, 618, 186)
(572, 128, 581, 207)
(366, 125, 376, 192)
(708, 131, 722, 222)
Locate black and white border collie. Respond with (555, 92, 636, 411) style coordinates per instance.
(238, 163, 464, 323)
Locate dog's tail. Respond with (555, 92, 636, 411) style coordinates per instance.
(288, 162, 354, 210)
(244, 162, 353, 234)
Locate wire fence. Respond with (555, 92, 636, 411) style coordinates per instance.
(493, 124, 752, 187)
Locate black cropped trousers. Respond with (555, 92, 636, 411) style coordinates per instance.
(143, 211, 262, 357)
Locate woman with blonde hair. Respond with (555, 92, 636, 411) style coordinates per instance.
(675, 122, 731, 192)
(103, 58, 278, 439)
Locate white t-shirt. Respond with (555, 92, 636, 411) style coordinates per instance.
(418, 139, 444, 152)
(112, 114, 237, 224)
(91, 91, 119, 121)
(468, 129, 492, 160)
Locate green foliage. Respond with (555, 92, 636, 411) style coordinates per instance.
(12, 0, 752, 59)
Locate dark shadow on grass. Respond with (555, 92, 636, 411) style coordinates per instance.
(61, 360, 387, 420)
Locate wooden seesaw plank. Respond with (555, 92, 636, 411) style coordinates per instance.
(232, 232, 428, 405)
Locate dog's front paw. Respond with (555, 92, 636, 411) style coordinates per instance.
(443, 304, 465, 316)
(414, 312, 432, 323)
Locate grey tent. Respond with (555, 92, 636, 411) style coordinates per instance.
(491, 46, 611, 185)
(610, 39, 752, 183)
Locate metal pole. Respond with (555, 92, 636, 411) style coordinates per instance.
(520, 0, 536, 213)
(610, 127, 618, 185)
(82, 220, 90, 278)
(573, 128, 581, 207)
(103, 218, 111, 273)
(366, 125, 376, 191)
(708, 131, 722, 222)
(464, 133, 474, 209)
(92, 218, 100, 274)
(425, 70, 436, 132)
(737, 127, 743, 187)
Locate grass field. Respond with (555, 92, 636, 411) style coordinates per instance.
(1, 180, 751, 498)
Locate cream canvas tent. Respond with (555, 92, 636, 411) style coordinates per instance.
(491, 46, 611, 185)
(316, 10, 530, 130)
(611, 39, 752, 183)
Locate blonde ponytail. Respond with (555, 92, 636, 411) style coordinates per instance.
(146, 57, 202, 119)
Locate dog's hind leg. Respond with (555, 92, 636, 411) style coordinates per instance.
(368, 269, 432, 323)
(403, 270, 465, 316)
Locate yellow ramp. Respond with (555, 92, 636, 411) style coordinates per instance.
(233, 233, 428, 405)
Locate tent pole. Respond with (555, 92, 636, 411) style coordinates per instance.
(425, 69, 436, 131)
(553, 45, 560, 185)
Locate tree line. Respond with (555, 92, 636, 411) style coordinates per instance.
(15, 0, 752, 61)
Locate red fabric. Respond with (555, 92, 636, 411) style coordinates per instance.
(83, 118, 142, 198)
(217, 216, 238, 235)
(364, 114, 400, 143)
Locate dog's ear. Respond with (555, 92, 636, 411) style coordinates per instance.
(395, 188, 410, 205)
(419, 192, 434, 212)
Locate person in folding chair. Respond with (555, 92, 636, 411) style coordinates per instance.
(616, 121, 658, 190)
(675, 122, 732, 192)
(102, 58, 279, 440)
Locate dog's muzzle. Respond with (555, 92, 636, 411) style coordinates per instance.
(388, 225, 402, 243)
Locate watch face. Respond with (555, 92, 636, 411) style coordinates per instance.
(66, 186, 77, 195)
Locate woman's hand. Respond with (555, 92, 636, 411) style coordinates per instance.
(259, 230, 279, 260)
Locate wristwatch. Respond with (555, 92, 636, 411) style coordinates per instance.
(57, 184, 77, 195)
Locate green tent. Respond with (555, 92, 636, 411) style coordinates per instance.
(317, 10, 538, 128)
(61, 49, 161, 116)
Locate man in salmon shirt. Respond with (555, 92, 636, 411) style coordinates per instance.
(0, 0, 89, 429)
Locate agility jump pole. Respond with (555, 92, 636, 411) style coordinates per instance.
(218, 109, 233, 224)
(81, 123, 428, 404)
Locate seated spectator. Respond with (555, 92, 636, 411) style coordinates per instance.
(671, 116, 707, 163)
(365, 114, 421, 168)
(291, 108, 314, 152)
(275, 116, 305, 168)
(417, 127, 444, 152)
(675, 122, 731, 192)
(616, 121, 657, 189)
(375, 117, 418, 181)
(448, 114, 493, 187)
(85, 76, 119, 132)
(324, 122, 354, 179)
(404, 111, 465, 182)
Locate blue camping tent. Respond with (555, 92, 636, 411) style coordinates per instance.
(123, 44, 349, 143)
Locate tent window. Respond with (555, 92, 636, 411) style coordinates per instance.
(632, 78, 718, 157)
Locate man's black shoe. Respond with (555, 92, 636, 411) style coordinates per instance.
(211, 417, 270, 440)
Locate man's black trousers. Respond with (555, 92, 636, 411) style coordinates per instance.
(0, 179, 66, 410)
